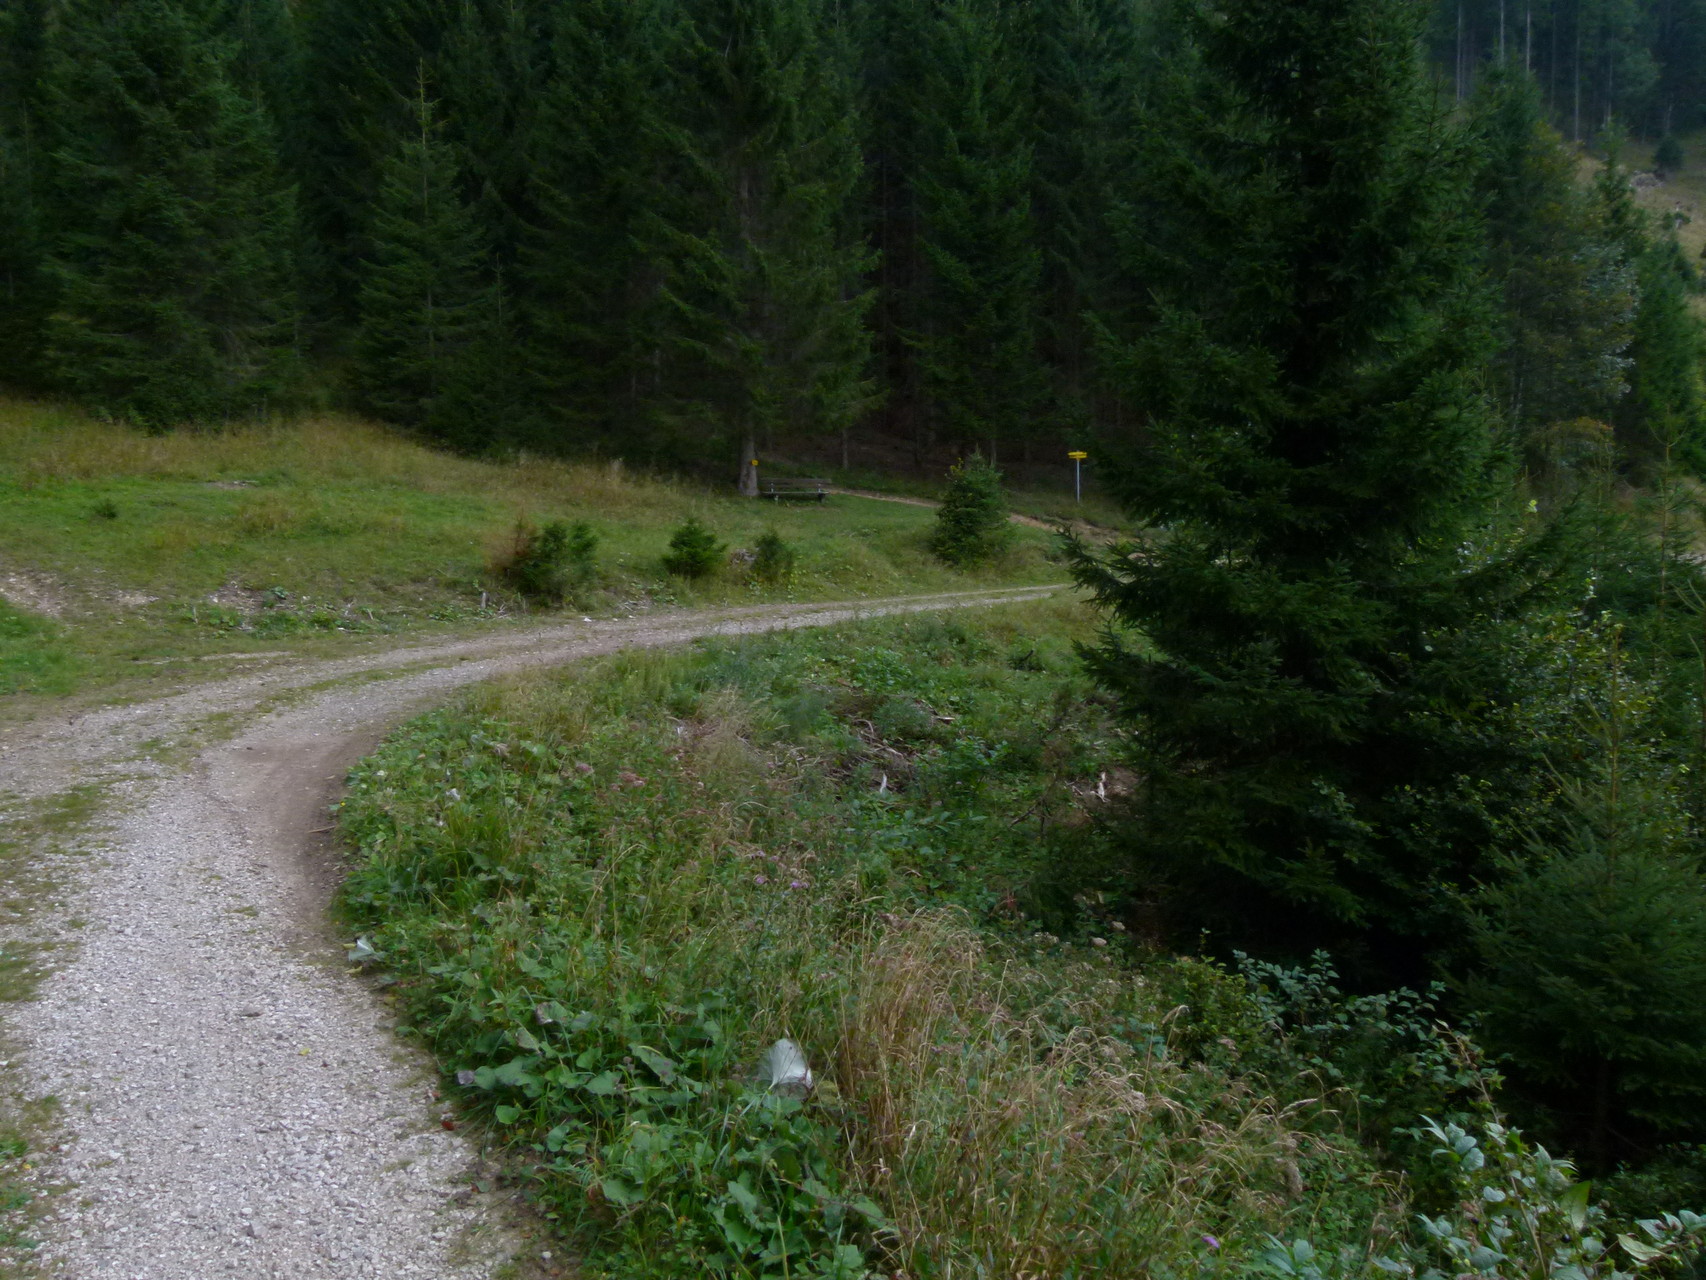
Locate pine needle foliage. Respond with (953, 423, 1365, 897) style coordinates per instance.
(500, 517, 599, 606)
(662, 516, 726, 579)
(654, 0, 876, 476)
(751, 528, 797, 584)
(909, 0, 1044, 456)
(930, 453, 1013, 567)
(41, 0, 300, 427)
(1070, 0, 1566, 966)
(1467, 67, 1636, 488)
(522, 0, 679, 450)
(351, 81, 503, 450)
(0, 0, 50, 389)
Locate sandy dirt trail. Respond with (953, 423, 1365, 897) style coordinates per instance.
(0, 585, 1061, 1279)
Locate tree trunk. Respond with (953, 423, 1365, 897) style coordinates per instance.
(738, 431, 759, 497)
(1574, 12, 1582, 142)
(1456, 3, 1465, 99)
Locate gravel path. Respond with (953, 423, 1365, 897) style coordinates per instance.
(0, 586, 1060, 1279)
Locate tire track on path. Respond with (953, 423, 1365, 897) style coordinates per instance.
(0, 585, 1062, 1279)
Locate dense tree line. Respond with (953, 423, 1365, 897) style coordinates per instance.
(1430, 0, 1706, 141)
(2, 0, 1701, 478)
(5, 0, 1706, 1197)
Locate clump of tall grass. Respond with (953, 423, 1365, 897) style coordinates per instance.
(835, 914, 1389, 1277)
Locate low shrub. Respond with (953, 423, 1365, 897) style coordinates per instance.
(929, 454, 1013, 567)
(1253, 1120, 1706, 1279)
(751, 529, 796, 585)
(500, 518, 598, 605)
(663, 517, 725, 579)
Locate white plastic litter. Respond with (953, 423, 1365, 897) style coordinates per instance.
(759, 1039, 814, 1098)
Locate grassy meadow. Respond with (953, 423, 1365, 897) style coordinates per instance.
(0, 395, 1065, 707)
(1624, 128, 1706, 270)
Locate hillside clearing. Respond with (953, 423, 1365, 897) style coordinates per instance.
(0, 397, 1065, 713)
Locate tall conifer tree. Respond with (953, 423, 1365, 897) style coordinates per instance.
(522, 0, 679, 451)
(0, 0, 49, 386)
(656, 0, 874, 487)
(1468, 66, 1635, 483)
(909, 0, 1044, 462)
(1023, 0, 1142, 434)
(351, 82, 503, 450)
(1072, 0, 1559, 970)
(850, 0, 928, 457)
(297, 0, 462, 312)
(437, 0, 550, 273)
(41, 0, 299, 425)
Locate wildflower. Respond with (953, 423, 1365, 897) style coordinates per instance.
(789, 880, 806, 890)
(754, 874, 768, 885)
(1203, 1236, 1220, 1251)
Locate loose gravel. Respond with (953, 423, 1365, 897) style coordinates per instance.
(0, 586, 1059, 1279)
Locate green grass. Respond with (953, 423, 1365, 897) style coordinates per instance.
(0, 605, 77, 698)
(336, 601, 1406, 1280)
(0, 394, 1064, 709)
(1626, 129, 1706, 266)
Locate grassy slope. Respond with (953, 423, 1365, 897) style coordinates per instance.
(337, 602, 1413, 1280)
(0, 395, 1063, 708)
(1612, 131, 1706, 301)
(1626, 131, 1706, 263)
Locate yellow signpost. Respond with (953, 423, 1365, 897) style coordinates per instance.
(1068, 451, 1088, 503)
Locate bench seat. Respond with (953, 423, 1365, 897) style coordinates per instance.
(759, 478, 830, 502)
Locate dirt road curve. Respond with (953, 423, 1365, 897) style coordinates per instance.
(0, 585, 1061, 1279)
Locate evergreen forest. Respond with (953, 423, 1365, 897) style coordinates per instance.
(11, 0, 1706, 1265)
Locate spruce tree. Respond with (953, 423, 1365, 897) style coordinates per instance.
(654, 0, 874, 488)
(41, 0, 299, 425)
(1625, 228, 1706, 475)
(1581, 141, 1706, 476)
(1467, 66, 1636, 486)
(849, 0, 929, 459)
(1070, 0, 1560, 970)
(522, 0, 679, 451)
(1022, 0, 1143, 435)
(351, 82, 502, 449)
(1464, 631, 1706, 1167)
(909, 0, 1044, 462)
(436, 0, 550, 274)
(0, 0, 49, 387)
(297, 0, 463, 313)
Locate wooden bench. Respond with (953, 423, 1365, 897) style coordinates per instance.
(758, 477, 830, 502)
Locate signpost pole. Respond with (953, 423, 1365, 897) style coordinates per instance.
(1068, 451, 1088, 504)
